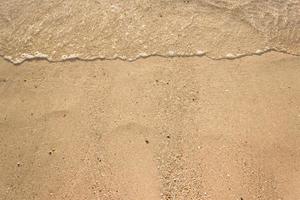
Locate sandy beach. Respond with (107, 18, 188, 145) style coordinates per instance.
(0, 1, 300, 200)
(1, 53, 300, 199)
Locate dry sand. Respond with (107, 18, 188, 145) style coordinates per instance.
(0, 53, 300, 200)
(0, 0, 300, 200)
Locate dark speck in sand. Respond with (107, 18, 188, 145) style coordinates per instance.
(48, 149, 55, 155)
(145, 140, 149, 144)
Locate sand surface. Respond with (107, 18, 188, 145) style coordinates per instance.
(0, 1, 300, 200)
(0, 53, 300, 200)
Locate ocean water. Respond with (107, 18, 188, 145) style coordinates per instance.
(0, 0, 299, 64)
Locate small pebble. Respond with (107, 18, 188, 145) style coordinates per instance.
(48, 149, 55, 155)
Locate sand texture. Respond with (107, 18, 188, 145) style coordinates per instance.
(1, 53, 300, 199)
(0, 1, 300, 200)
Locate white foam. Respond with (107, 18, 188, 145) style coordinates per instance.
(4, 55, 12, 60)
(34, 52, 48, 58)
(195, 50, 205, 55)
(226, 53, 235, 58)
(167, 51, 175, 56)
(14, 58, 25, 64)
(255, 49, 263, 54)
(1, 45, 286, 64)
(21, 53, 34, 59)
(137, 52, 148, 58)
(61, 54, 79, 60)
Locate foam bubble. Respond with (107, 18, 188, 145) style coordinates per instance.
(168, 51, 175, 56)
(21, 53, 34, 59)
(195, 50, 205, 55)
(255, 49, 263, 54)
(138, 52, 148, 58)
(225, 53, 235, 58)
(34, 52, 48, 58)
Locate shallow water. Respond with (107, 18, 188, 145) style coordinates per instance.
(0, 0, 299, 64)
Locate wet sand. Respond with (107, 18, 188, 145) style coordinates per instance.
(1, 0, 300, 63)
(0, 52, 299, 199)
